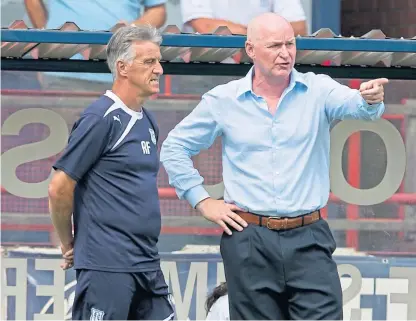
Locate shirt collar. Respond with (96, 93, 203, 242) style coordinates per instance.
(236, 66, 308, 98)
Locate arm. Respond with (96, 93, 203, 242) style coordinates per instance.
(161, 93, 248, 235)
(272, 0, 308, 35)
(133, 3, 167, 28)
(160, 93, 222, 208)
(189, 18, 247, 35)
(323, 76, 387, 123)
(290, 20, 307, 37)
(180, 0, 247, 34)
(24, 0, 48, 28)
(48, 170, 76, 247)
(49, 113, 110, 247)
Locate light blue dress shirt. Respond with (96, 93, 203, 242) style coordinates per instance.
(160, 68, 385, 217)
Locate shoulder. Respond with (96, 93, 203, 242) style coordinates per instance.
(203, 78, 241, 100)
(81, 95, 118, 119)
(72, 95, 120, 136)
(215, 294, 229, 307)
(294, 70, 342, 91)
(194, 80, 241, 118)
(78, 94, 131, 127)
(206, 295, 229, 320)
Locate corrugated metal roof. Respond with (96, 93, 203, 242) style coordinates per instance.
(1, 20, 416, 68)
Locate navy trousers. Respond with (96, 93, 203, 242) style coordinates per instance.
(72, 269, 175, 320)
(221, 215, 343, 320)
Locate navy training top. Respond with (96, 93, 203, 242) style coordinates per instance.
(53, 90, 162, 272)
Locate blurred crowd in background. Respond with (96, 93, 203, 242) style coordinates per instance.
(2, 0, 309, 91)
(3, 0, 309, 35)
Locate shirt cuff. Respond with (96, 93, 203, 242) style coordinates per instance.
(360, 100, 383, 112)
(144, 0, 166, 8)
(184, 185, 211, 208)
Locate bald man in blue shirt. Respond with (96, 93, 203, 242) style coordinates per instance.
(161, 13, 387, 320)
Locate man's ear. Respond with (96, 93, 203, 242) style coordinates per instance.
(116, 60, 129, 78)
(245, 40, 255, 60)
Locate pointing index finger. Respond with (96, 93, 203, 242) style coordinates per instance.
(372, 78, 389, 86)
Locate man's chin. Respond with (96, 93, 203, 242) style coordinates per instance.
(272, 69, 291, 78)
(149, 86, 160, 94)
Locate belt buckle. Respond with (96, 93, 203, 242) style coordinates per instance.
(266, 217, 289, 230)
(266, 216, 280, 230)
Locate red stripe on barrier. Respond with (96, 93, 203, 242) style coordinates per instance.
(1, 217, 411, 234)
(1, 242, 54, 247)
(1, 224, 54, 231)
(161, 226, 223, 235)
(158, 188, 416, 204)
(346, 79, 361, 249)
(383, 114, 405, 120)
(366, 251, 416, 257)
(2, 186, 415, 204)
(0, 89, 201, 100)
(320, 207, 328, 219)
(1, 89, 100, 97)
(0, 223, 224, 235)
(397, 111, 407, 240)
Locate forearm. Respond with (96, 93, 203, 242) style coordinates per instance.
(161, 94, 220, 207)
(49, 195, 73, 245)
(189, 18, 247, 34)
(133, 5, 166, 28)
(24, 0, 47, 28)
(291, 20, 307, 36)
(161, 143, 209, 205)
(323, 76, 386, 122)
(332, 91, 385, 121)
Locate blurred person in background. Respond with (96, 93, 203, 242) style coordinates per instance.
(205, 282, 229, 321)
(175, 0, 307, 93)
(24, 0, 166, 30)
(181, 0, 307, 36)
(24, 0, 167, 92)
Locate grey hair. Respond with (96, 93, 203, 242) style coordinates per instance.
(106, 24, 162, 77)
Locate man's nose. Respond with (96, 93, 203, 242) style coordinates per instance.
(153, 61, 163, 75)
(279, 45, 290, 58)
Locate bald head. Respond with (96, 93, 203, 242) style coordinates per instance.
(244, 12, 297, 82)
(247, 12, 294, 43)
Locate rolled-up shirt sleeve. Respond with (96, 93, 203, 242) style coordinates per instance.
(321, 75, 385, 123)
(144, 0, 167, 8)
(160, 92, 222, 208)
(272, 0, 306, 22)
(180, 0, 214, 25)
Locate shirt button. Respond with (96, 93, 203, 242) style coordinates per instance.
(275, 171, 280, 175)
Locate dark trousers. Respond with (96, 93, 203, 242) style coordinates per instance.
(220, 216, 343, 320)
(72, 269, 175, 320)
